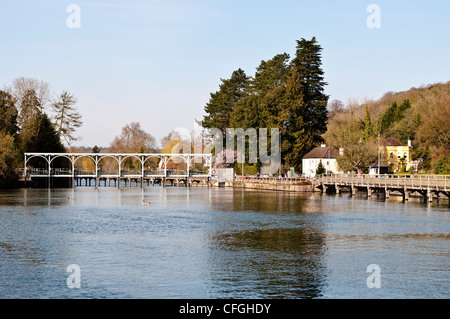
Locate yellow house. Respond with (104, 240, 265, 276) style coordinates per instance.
(380, 138, 412, 172)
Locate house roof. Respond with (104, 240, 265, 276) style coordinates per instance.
(368, 161, 390, 167)
(381, 137, 406, 146)
(303, 146, 339, 159)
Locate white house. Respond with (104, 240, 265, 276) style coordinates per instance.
(302, 144, 343, 178)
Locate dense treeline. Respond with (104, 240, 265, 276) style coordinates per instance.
(201, 37, 329, 173)
(324, 81, 450, 173)
(0, 77, 82, 187)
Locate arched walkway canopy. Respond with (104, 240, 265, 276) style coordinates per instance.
(24, 153, 212, 178)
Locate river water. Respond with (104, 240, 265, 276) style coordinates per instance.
(0, 186, 448, 299)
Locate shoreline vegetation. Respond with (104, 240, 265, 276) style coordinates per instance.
(1, 37, 449, 189)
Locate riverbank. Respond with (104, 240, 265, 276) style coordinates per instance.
(229, 181, 317, 192)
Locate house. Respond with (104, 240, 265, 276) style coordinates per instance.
(302, 144, 342, 178)
(380, 138, 412, 172)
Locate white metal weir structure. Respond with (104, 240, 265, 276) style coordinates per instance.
(23, 153, 213, 187)
(316, 174, 450, 202)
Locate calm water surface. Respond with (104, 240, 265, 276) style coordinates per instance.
(0, 187, 448, 299)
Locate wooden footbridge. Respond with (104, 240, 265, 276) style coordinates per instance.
(22, 153, 213, 188)
(315, 174, 450, 202)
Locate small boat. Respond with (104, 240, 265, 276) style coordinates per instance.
(143, 200, 150, 205)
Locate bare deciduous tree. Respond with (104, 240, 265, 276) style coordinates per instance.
(8, 77, 51, 114)
(327, 99, 344, 118)
(108, 122, 157, 153)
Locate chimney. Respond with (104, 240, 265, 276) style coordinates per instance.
(408, 139, 412, 147)
(320, 143, 326, 148)
(339, 147, 344, 156)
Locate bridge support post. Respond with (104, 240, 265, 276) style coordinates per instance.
(322, 184, 327, 193)
(385, 188, 390, 198)
(335, 184, 340, 194)
(427, 188, 433, 202)
(404, 189, 410, 201)
(351, 185, 356, 196)
(367, 187, 372, 197)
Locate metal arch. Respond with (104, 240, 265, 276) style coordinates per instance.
(189, 154, 211, 164)
(96, 154, 121, 166)
(73, 154, 97, 166)
(142, 154, 164, 166)
(25, 154, 52, 166)
(48, 154, 75, 165)
(165, 154, 189, 164)
(118, 154, 144, 166)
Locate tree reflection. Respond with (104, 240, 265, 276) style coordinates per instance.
(207, 190, 327, 298)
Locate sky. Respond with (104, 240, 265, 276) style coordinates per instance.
(1, 0, 449, 148)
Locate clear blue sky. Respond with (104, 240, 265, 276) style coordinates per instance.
(1, 0, 449, 147)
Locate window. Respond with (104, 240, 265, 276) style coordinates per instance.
(390, 152, 394, 159)
(403, 152, 407, 159)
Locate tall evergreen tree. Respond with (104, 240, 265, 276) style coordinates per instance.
(277, 37, 329, 171)
(253, 53, 291, 96)
(35, 113, 65, 153)
(363, 105, 374, 141)
(316, 159, 326, 175)
(202, 69, 250, 134)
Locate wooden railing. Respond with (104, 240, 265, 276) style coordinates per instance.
(316, 174, 450, 190)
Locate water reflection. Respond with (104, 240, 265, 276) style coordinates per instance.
(0, 187, 448, 299)
(208, 227, 327, 298)
(205, 189, 327, 298)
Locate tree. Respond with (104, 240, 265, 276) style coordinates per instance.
(276, 37, 329, 172)
(362, 105, 374, 141)
(252, 53, 291, 96)
(0, 131, 20, 188)
(9, 77, 50, 114)
(380, 99, 411, 134)
(231, 53, 291, 131)
(35, 113, 65, 153)
(289, 37, 329, 139)
(316, 160, 326, 175)
(418, 96, 450, 150)
(337, 140, 378, 173)
(17, 89, 43, 153)
(109, 122, 157, 153)
(202, 69, 250, 134)
(92, 145, 101, 153)
(433, 154, 450, 174)
(160, 129, 183, 150)
(51, 91, 82, 146)
(0, 90, 19, 138)
(328, 99, 345, 118)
